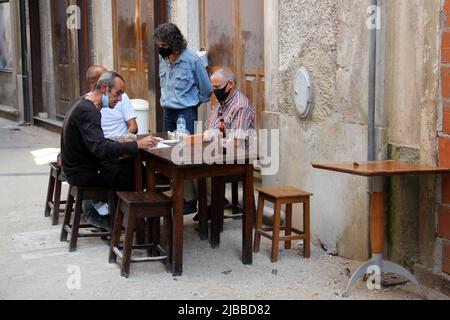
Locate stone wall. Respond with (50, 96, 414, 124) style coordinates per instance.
(263, 0, 372, 261)
(0, 73, 17, 115)
(263, 0, 445, 270)
(383, 0, 442, 274)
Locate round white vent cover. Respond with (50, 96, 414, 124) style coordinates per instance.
(293, 67, 312, 119)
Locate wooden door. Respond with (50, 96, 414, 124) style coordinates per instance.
(113, 0, 148, 100)
(239, 0, 264, 129)
(53, 0, 80, 118)
(201, 0, 265, 128)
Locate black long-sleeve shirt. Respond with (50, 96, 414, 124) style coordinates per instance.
(61, 97, 139, 179)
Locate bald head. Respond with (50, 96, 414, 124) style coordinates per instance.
(87, 65, 108, 91)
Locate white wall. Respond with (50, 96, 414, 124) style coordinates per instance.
(91, 0, 114, 69)
(168, 0, 210, 130)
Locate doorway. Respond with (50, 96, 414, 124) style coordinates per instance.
(200, 0, 265, 128)
(52, 0, 89, 119)
(112, 0, 149, 100)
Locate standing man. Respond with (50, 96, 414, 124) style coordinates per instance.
(86, 65, 138, 138)
(153, 22, 213, 135)
(154, 23, 213, 214)
(61, 71, 157, 228)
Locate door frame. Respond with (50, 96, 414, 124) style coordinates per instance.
(78, 0, 89, 94)
(112, 0, 149, 101)
(200, 0, 239, 77)
(112, 0, 167, 132)
(50, 0, 89, 119)
(148, 0, 168, 133)
(199, 0, 265, 128)
(28, 0, 43, 118)
(112, 0, 145, 79)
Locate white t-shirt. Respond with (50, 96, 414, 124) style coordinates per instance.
(100, 93, 137, 139)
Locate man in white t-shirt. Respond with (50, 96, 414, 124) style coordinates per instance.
(86, 65, 138, 138)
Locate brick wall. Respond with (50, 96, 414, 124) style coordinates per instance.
(440, 0, 450, 276)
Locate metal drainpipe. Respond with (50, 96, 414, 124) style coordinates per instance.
(19, 0, 30, 124)
(368, 0, 378, 256)
(368, 0, 378, 162)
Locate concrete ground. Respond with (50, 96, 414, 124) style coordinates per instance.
(0, 117, 448, 300)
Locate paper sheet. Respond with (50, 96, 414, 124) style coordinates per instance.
(148, 142, 171, 150)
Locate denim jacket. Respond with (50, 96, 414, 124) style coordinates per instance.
(159, 48, 213, 110)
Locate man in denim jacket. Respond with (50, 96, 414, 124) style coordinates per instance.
(154, 23, 213, 135)
(154, 23, 213, 215)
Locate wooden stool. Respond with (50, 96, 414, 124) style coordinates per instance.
(44, 162, 67, 226)
(60, 185, 116, 252)
(109, 191, 172, 278)
(254, 186, 312, 262)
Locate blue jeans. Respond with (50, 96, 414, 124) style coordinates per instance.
(163, 107, 198, 135)
(163, 107, 199, 202)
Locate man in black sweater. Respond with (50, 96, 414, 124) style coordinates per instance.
(61, 71, 156, 227)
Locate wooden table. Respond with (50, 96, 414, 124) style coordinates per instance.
(312, 160, 450, 298)
(136, 140, 256, 276)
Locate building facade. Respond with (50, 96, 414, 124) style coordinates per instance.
(0, 0, 448, 294)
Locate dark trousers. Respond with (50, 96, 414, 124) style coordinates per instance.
(163, 107, 198, 134)
(66, 159, 135, 191)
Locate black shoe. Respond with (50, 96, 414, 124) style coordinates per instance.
(183, 200, 198, 215)
(82, 200, 96, 217)
(86, 208, 110, 230)
(193, 205, 212, 222)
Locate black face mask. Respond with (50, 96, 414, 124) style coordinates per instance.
(214, 82, 230, 102)
(159, 47, 173, 58)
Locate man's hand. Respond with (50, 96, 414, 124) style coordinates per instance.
(137, 136, 158, 149)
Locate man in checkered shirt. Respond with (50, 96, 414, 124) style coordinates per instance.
(193, 68, 256, 222)
(205, 68, 256, 147)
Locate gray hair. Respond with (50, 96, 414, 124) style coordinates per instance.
(86, 65, 107, 82)
(95, 71, 125, 91)
(211, 68, 236, 84)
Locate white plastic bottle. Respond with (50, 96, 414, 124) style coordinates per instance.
(177, 115, 187, 132)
